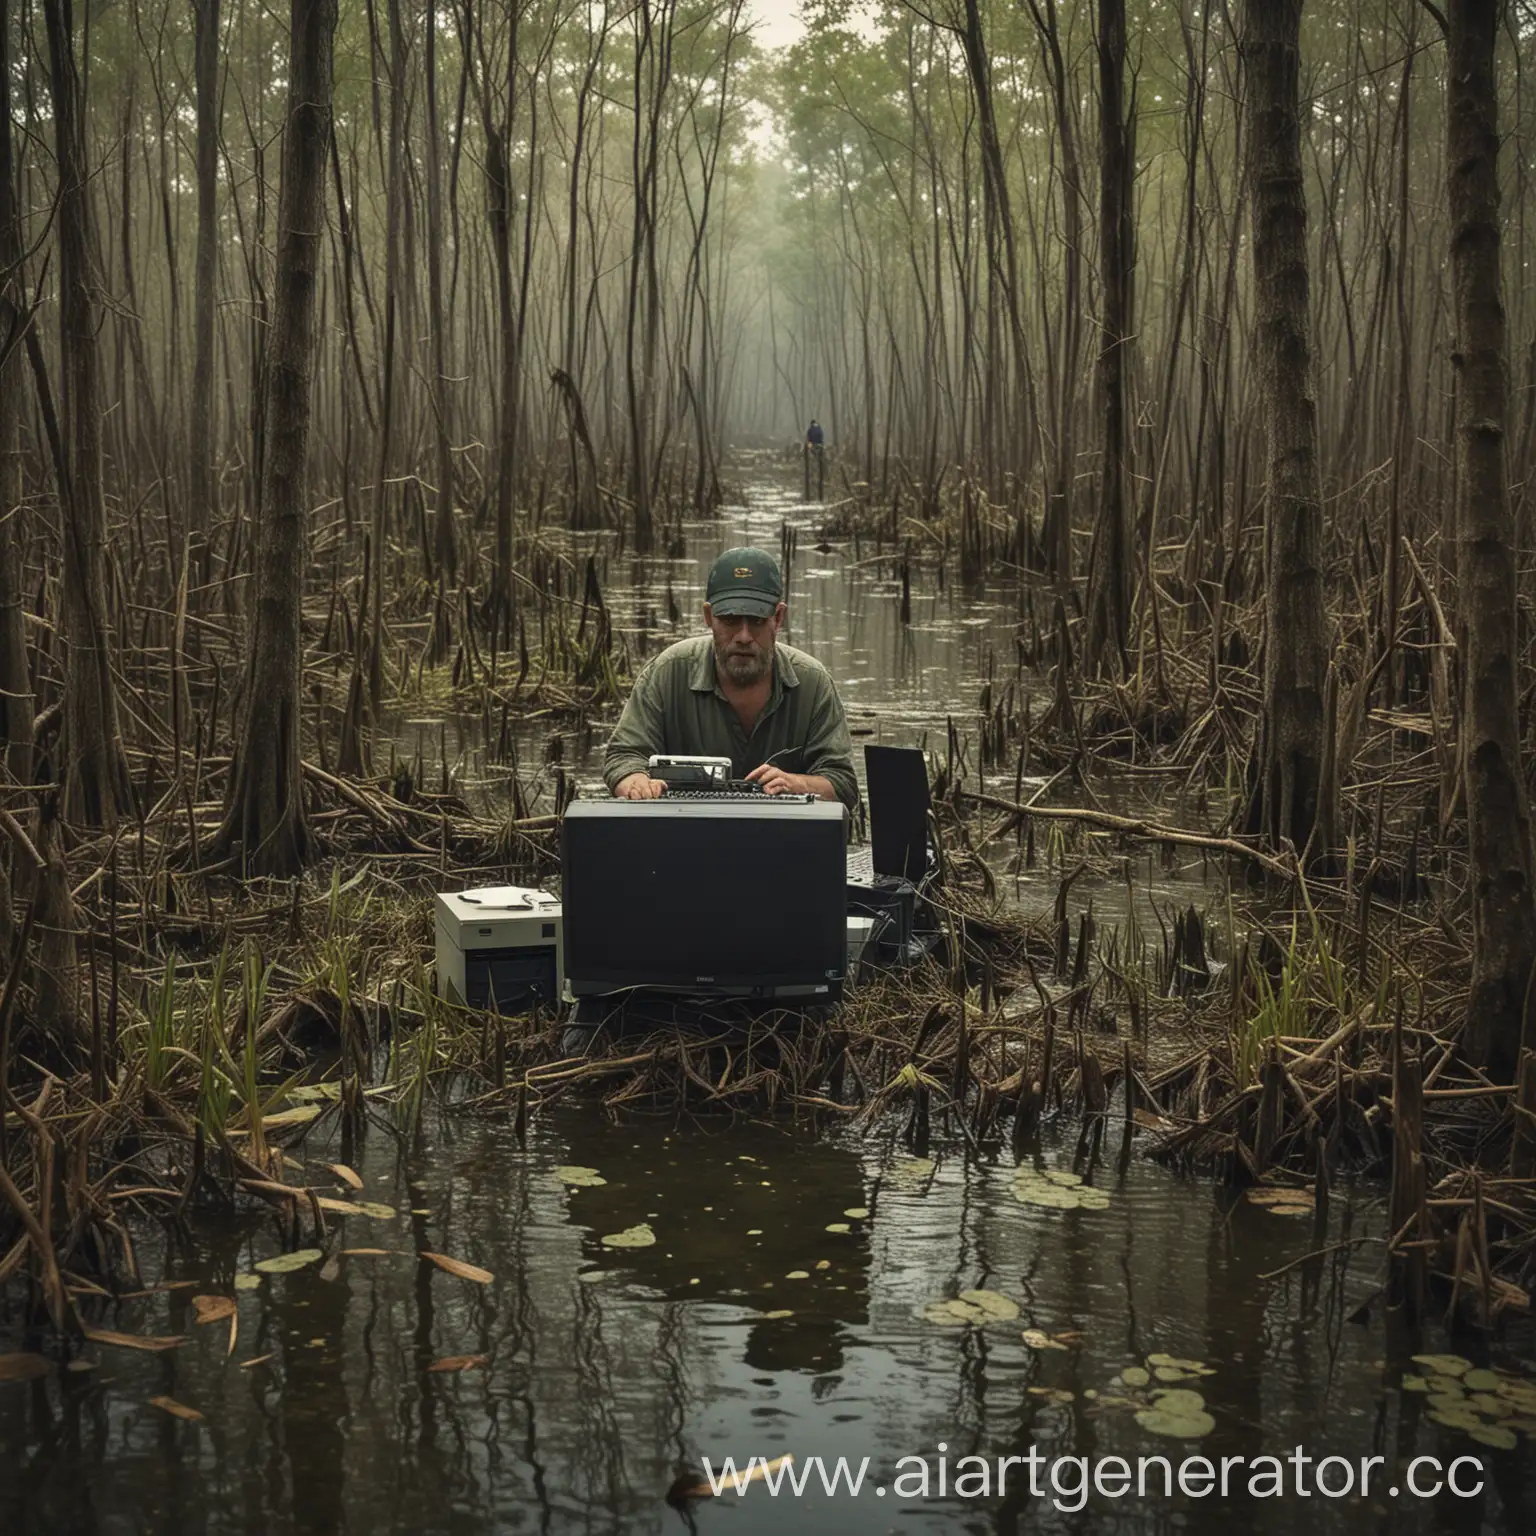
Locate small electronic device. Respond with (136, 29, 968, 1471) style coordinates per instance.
(435, 885, 563, 1013)
(865, 744, 932, 880)
(648, 754, 732, 788)
(561, 798, 848, 1000)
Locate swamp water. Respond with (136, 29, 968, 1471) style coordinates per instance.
(2, 1112, 1534, 1534)
(4, 468, 1533, 1531)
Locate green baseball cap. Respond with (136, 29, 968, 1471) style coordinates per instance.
(706, 546, 784, 617)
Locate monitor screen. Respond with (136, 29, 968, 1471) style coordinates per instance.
(561, 799, 848, 998)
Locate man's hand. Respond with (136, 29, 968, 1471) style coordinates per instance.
(615, 772, 667, 800)
(745, 764, 831, 798)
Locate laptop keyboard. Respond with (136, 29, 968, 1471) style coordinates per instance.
(658, 788, 818, 803)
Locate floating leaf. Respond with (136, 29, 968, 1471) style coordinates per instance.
(192, 1295, 236, 1325)
(341, 1248, 394, 1257)
(1137, 1403, 1215, 1439)
(786, 1270, 809, 1280)
(352, 1201, 395, 1219)
(599, 1224, 656, 1250)
(0, 1353, 50, 1384)
(1246, 1186, 1314, 1215)
(824, 1223, 850, 1234)
(1413, 1354, 1471, 1378)
(762, 1310, 793, 1320)
(1468, 1393, 1513, 1417)
(1154, 1365, 1199, 1382)
(253, 1249, 324, 1275)
(843, 1207, 870, 1220)
(64, 1360, 96, 1374)
(428, 1354, 489, 1373)
(1022, 1329, 1067, 1351)
(1147, 1353, 1208, 1372)
(82, 1328, 185, 1352)
(957, 1289, 1019, 1322)
(326, 1163, 364, 1190)
(1429, 1408, 1482, 1431)
(671, 1453, 793, 1502)
(1027, 1386, 1074, 1404)
(554, 1166, 607, 1188)
(1462, 1368, 1501, 1393)
(576, 1270, 613, 1284)
(1120, 1366, 1151, 1388)
(149, 1395, 203, 1422)
(1039, 1170, 1082, 1188)
(421, 1251, 494, 1283)
(1401, 1374, 1429, 1392)
(234, 1274, 263, 1291)
(893, 1157, 936, 1185)
(241, 1354, 273, 1370)
(1468, 1424, 1518, 1451)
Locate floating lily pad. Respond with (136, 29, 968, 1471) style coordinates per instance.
(1469, 1393, 1513, 1417)
(600, 1223, 656, 1249)
(762, 1309, 793, 1320)
(1022, 1329, 1069, 1351)
(893, 1157, 936, 1185)
(843, 1207, 870, 1220)
(1462, 1368, 1501, 1393)
(825, 1223, 850, 1234)
(1013, 1171, 1111, 1212)
(1468, 1424, 1518, 1451)
(233, 1272, 263, 1291)
(1136, 1388, 1214, 1439)
(1155, 1365, 1200, 1382)
(1413, 1354, 1471, 1377)
(1027, 1386, 1074, 1404)
(555, 1166, 607, 1188)
(786, 1270, 809, 1280)
(1120, 1366, 1150, 1388)
(1429, 1408, 1483, 1431)
(1039, 1169, 1082, 1187)
(253, 1248, 324, 1275)
(1401, 1374, 1429, 1392)
(958, 1289, 1019, 1321)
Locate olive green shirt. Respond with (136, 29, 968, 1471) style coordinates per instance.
(603, 635, 859, 809)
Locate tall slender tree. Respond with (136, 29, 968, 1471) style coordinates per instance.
(1240, 0, 1330, 857)
(1083, 0, 1133, 676)
(42, 0, 132, 828)
(212, 0, 336, 876)
(1446, 0, 1536, 1075)
(188, 0, 222, 544)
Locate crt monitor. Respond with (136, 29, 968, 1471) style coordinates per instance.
(561, 799, 848, 1000)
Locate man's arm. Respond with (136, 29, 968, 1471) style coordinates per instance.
(603, 661, 669, 797)
(794, 669, 859, 809)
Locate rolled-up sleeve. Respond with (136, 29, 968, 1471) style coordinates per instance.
(603, 662, 668, 792)
(800, 673, 859, 810)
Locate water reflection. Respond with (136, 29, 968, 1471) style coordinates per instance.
(3, 1109, 1535, 1533)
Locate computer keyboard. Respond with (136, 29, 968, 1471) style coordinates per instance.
(660, 787, 818, 803)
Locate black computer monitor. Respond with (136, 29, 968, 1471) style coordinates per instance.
(561, 799, 849, 1000)
(864, 744, 931, 881)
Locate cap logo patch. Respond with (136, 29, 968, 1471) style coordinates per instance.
(733, 566, 753, 578)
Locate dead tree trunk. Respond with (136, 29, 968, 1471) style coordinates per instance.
(1240, 0, 1331, 858)
(42, 0, 132, 829)
(1084, 0, 1133, 676)
(212, 0, 335, 877)
(424, 0, 458, 594)
(1447, 0, 1536, 1075)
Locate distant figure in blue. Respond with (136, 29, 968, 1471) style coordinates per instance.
(806, 419, 825, 450)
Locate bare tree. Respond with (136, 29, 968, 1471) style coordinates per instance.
(212, 0, 336, 876)
(1446, 0, 1536, 1075)
(1240, 0, 1330, 857)
(188, 0, 221, 543)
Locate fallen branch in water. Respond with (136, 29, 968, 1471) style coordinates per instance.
(955, 788, 1295, 879)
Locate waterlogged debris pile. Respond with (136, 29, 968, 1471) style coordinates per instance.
(600, 1223, 656, 1249)
(922, 1289, 1020, 1327)
(1013, 1166, 1110, 1211)
(254, 1249, 324, 1275)
(1407, 1354, 1536, 1449)
(555, 1166, 608, 1188)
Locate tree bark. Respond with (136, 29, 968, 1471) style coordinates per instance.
(1084, 0, 1133, 676)
(42, 0, 132, 829)
(212, 0, 334, 877)
(1448, 0, 1536, 1075)
(1240, 0, 1330, 857)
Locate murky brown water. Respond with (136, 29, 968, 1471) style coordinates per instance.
(5, 469, 1530, 1533)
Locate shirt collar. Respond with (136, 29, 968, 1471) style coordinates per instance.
(688, 637, 801, 693)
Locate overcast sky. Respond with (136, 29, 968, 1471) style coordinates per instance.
(747, 0, 808, 51)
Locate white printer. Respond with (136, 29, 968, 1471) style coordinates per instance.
(434, 885, 564, 1013)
